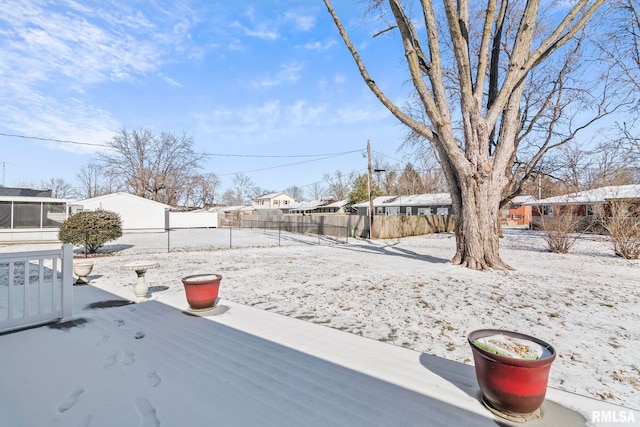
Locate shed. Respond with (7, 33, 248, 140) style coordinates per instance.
(74, 193, 170, 232)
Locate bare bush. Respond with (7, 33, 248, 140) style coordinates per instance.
(597, 201, 640, 259)
(539, 206, 583, 254)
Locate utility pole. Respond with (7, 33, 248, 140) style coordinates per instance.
(367, 140, 374, 240)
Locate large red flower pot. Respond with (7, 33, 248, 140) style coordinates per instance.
(468, 329, 556, 420)
(181, 274, 222, 311)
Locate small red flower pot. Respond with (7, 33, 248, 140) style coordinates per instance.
(468, 329, 556, 419)
(181, 274, 222, 311)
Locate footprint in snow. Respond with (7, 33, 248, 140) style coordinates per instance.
(58, 388, 85, 414)
(113, 319, 125, 327)
(145, 372, 161, 388)
(103, 354, 118, 368)
(134, 398, 160, 427)
(134, 331, 146, 340)
(75, 414, 93, 427)
(96, 334, 110, 346)
(123, 351, 135, 366)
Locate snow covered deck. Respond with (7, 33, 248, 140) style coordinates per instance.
(0, 285, 634, 427)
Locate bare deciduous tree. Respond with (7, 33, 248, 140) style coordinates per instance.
(228, 173, 255, 205)
(98, 128, 205, 206)
(396, 163, 427, 195)
(285, 185, 305, 200)
(77, 163, 108, 199)
(323, 170, 354, 200)
(306, 182, 327, 200)
(41, 177, 75, 199)
(324, 0, 607, 270)
(187, 172, 221, 208)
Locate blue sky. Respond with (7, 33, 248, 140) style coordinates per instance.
(0, 1, 414, 195)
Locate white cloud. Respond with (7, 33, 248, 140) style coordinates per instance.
(252, 62, 303, 88)
(0, 0, 198, 146)
(244, 28, 279, 40)
(197, 100, 330, 145)
(285, 11, 315, 31)
(158, 73, 183, 87)
(197, 98, 391, 147)
(230, 21, 279, 41)
(335, 104, 391, 124)
(303, 40, 336, 51)
(0, 84, 117, 154)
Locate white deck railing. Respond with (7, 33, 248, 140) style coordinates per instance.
(0, 244, 73, 333)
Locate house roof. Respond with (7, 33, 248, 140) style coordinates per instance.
(324, 198, 350, 208)
(526, 185, 640, 205)
(255, 192, 292, 200)
(510, 195, 536, 205)
(74, 192, 172, 209)
(287, 199, 327, 210)
(218, 205, 254, 212)
(352, 193, 452, 208)
(0, 187, 52, 197)
(0, 196, 73, 203)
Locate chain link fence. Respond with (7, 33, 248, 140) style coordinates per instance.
(1, 222, 350, 256)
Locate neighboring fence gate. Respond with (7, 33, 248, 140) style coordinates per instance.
(0, 244, 73, 333)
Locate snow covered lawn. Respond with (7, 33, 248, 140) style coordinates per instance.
(76, 227, 640, 410)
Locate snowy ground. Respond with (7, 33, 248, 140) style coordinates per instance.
(49, 227, 637, 410)
(2, 227, 639, 409)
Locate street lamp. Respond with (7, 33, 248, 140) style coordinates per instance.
(366, 140, 385, 240)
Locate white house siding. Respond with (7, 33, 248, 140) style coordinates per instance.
(75, 193, 170, 232)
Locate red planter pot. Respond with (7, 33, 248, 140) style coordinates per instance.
(468, 329, 556, 418)
(181, 274, 222, 311)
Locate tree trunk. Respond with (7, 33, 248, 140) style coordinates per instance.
(450, 173, 513, 271)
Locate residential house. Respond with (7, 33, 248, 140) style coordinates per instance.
(252, 192, 296, 210)
(316, 199, 351, 214)
(287, 199, 327, 214)
(286, 199, 350, 215)
(0, 190, 73, 242)
(501, 195, 535, 227)
(526, 184, 640, 229)
(352, 193, 452, 216)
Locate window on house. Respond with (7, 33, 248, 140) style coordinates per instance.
(0, 201, 11, 228)
(43, 203, 66, 227)
(513, 214, 522, 219)
(406, 207, 412, 215)
(436, 207, 448, 215)
(417, 208, 432, 215)
(386, 207, 400, 215)
(13, 202, 41, 228)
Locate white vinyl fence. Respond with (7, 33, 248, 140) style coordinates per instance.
(0, 244, 73, 333)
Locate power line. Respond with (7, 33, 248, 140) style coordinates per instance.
(206, 150, 362, 158)
(0, 132, 109, 147)
(0, 131, 363, 159)
(219, 153, 356, 177)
